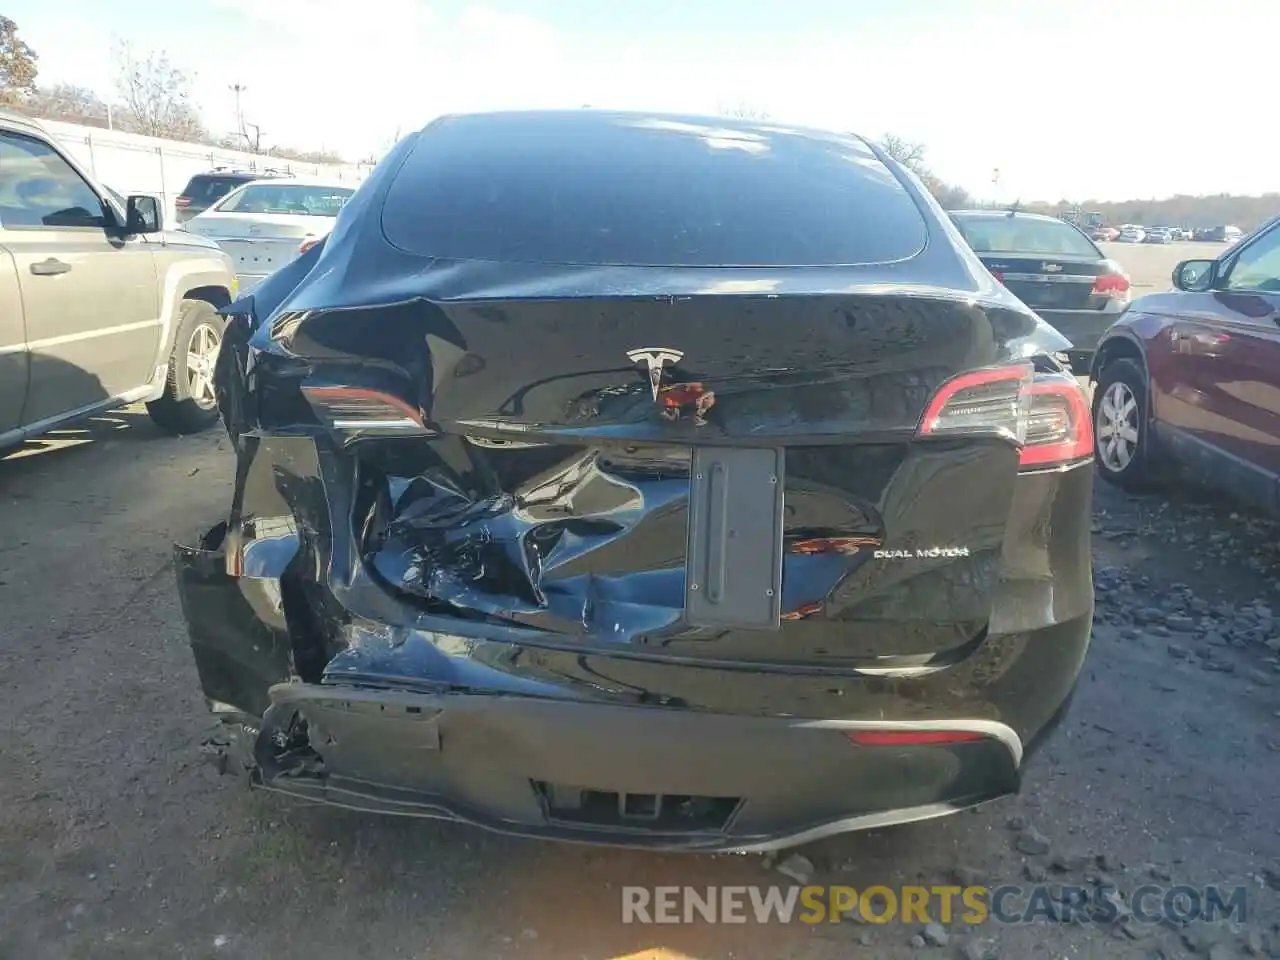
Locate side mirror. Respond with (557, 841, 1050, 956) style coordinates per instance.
(125, 195, 162, 234)
(1173, 259, 1216, 292)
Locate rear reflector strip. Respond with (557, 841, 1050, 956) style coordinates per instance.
(846, 730, 987, 747)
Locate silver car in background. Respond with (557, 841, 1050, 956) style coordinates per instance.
(182, 178, 355, 292)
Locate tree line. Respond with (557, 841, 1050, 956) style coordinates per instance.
(0, 15, 345, 164)
(1017, 195, 1280, 232)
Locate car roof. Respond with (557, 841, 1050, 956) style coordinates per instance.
(226, 176, 351, 188)
(0, 109, 49, 135)
(423, 107, 872, 146)
(948, 209, 1071, 225)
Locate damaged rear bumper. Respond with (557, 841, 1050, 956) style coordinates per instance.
(174, 427, 1090, 852)
(230, 681, 1022, 852)
(175, 532, 1050, 852)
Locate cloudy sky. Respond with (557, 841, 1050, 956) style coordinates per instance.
(7, 0, 1274, 202)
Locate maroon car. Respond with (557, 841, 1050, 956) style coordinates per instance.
(1090, 215, 1280, 511)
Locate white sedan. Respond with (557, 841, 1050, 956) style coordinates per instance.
(182, 178, 356, 292)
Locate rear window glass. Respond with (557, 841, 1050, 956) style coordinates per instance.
(380, 112, 928, 266)
(952, 215, 1100, 258)
(215, 184, 354, 216)
(182, 176, 253, 204)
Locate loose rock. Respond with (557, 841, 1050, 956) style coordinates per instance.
(1243, 927, 1265, 955)
(950, 865, 984, 887)
(775, 853, 816, 885)
(1016, 827, 1051, 856)
(910, 933, 926, 948)
(959, 939, 996, 960)
(1049, 852, 1089, 873)
(1005, 815, 1027, 831)
(922, 922, 949, 947)
(1168, 643, 1189, 659)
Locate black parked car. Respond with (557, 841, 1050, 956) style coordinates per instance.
(177, 110, 1093, 852)
(950, 209, 1132, 370)
(174, 169, 288, 223)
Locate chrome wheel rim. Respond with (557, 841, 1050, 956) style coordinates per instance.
(186, 322, 221, 409)
(1096, 380, 1140, 472)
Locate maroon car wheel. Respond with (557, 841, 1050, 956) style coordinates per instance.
(1093, 357, 1157, 490)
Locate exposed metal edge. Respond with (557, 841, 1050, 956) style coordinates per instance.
(725, 800, 973, 853)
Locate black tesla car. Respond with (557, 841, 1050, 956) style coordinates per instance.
(177, 110, 1094, 852)
(949, 209, 1132, 370)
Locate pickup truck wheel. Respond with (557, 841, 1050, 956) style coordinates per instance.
(146, 299, 226, 435)
(1093, 357, 1160, 491)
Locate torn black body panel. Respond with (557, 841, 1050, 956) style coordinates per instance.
(177, 110, 1091, 851)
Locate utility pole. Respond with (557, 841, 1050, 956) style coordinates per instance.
(229, 82, 247, 145)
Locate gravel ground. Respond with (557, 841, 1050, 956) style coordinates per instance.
(2, 406, 1279, 960)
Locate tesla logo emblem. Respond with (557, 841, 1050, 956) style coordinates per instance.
(627, 347, 684, 401)
(1043, 263, 1063, 273)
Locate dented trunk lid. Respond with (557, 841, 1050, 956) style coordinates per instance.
(272, 288, 1032, 669)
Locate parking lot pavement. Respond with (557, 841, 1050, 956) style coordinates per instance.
(1099, 240, 1229, 294)
(3, 412, 1280, 960)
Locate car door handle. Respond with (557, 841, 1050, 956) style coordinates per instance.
(30, 258, 71, 276)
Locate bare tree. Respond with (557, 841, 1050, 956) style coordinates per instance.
(269, 145, 345, 164)
(112, 40, 207, 141)
(24, 83, 109, 126)
(877, 134, 927, 172)
(0, 15, 37, 104)
(876, 132, 973, 209)
(719, 101, 770, 122)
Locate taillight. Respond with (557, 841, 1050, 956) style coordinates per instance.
(917, 363, 1092, 469)
(990, 270, 1004, 284)
(918, 364, 1033, 443)
(298, 235, 321, 256)
(301, 385, 433, 437)
(1092, 269, 1131, 300)
(1020, 373, 1094, 467)
(175, 196, 191, 207)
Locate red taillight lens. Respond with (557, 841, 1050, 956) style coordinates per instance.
(1019, 373, 1094, 467)
(175, 196, 191, 207)
(918, 364, 1033, 443)
(917, 364, 1092, 469)
(846, 730, 986, 747)
(1092, 271, 1131, 299)
(298, 235, 321, 256)
(990, 270, 1004, 284)
(301, 385, 432, 437)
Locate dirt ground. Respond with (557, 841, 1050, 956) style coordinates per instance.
(2, 375, 1280, 959)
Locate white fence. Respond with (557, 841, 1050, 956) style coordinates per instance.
(40, 118, 376, 225)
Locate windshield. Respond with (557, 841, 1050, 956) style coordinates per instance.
(215, 183, 354, 217)
(953, 215, 1100, 258)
